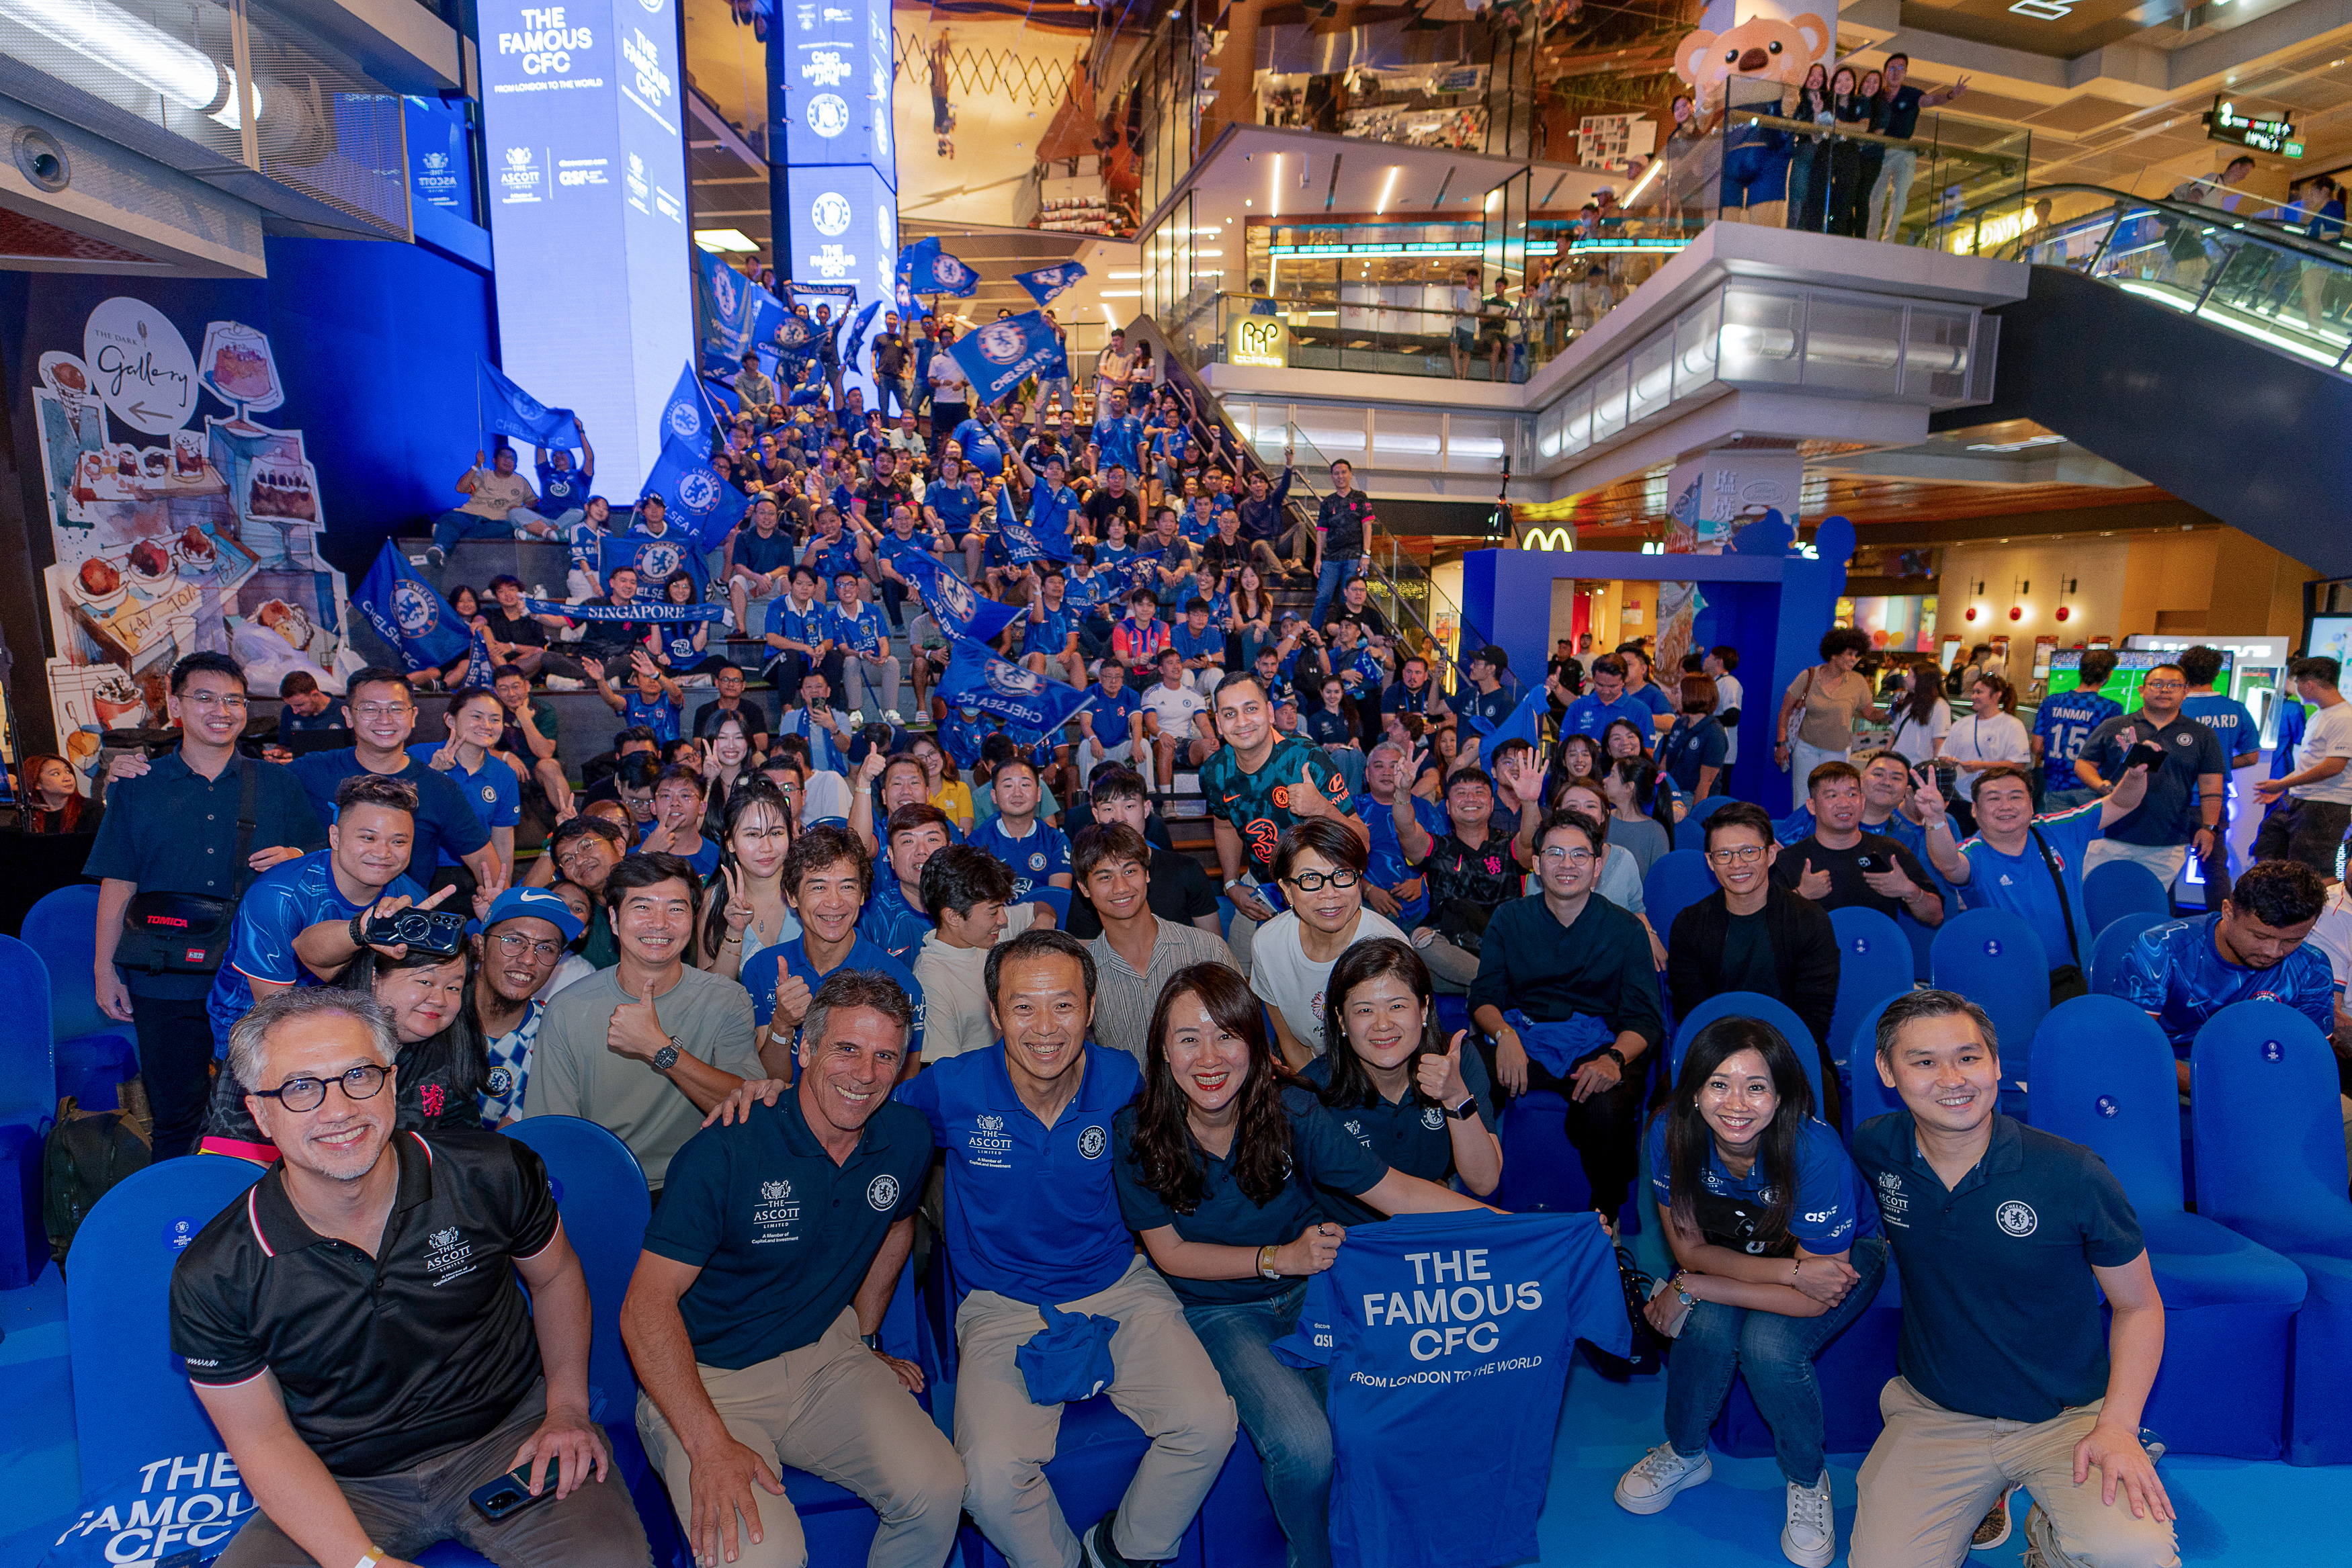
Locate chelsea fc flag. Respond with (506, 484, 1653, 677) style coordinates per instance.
(940, 638, 1095, 732)
(1015, 262, 1086, 306)
(948, 311, 1068, 407)
(353, 542, 472, 672)
(640, 433, 750, 550)
(476, 360, 577, 449)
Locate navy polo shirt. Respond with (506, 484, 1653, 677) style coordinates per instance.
(741, 932, 927, 1061)
(1111, 1088, 1388, 1305)
(1453, 684, 1516, 732)
(1851, 1112, 2145, 1424)
(84, 750, 325, 1000)
(288, 751, 492, 876)
(895, 1043, 1142, 1306)
(643, 1088, 931, 1369)
(1562, 693, 1656, 740)
(2079, 712, 2226, 846)
(1089, 683, 1142, 736)
(1301, 1055, 1494, 1226)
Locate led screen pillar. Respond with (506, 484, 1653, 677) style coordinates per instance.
(479, 0, 694, 497)
(770, 0, 896, 403)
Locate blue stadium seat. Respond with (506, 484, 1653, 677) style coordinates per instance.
(22, 885, 140, 1112)
(501, 1117, 689, 1568)
(1671, 796, 1735, 854)
(1641, 851, 1716, 947)
(1929, 910, 2049, 1098)
(1826, 906, 1914, 1106)
(2091, 910, 2169, 998)
(2190, 1001, 2352, 1465)
(2083, 859, 2173, 934)
(1667, 992, 1824, 1113)
(1493, 1091, 1593, 1217)
(1841, 994, 1910, 1139)
(2033, 997, 2307, 1458)
(0, 933, 59, 1290)
(1029, 886, 1073, 926)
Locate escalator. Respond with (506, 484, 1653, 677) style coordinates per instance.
(1939, 185, 2352, 576)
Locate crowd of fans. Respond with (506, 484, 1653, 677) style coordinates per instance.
(48, 326, 2352, 1568)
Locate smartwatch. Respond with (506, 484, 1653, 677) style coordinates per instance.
(1447, 1096, 1480, 1121)
(1601, 1045, 1628, 1069)
(651, 1041, 681, 1072)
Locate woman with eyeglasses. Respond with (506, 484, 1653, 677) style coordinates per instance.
(200, 943, 485, 1158)
(1114, 963, 1490, 1568)
(1614, 1016, 1882, 1568)
(1249, 818, 1408, 1071)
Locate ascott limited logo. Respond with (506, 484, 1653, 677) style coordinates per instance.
(501, 146, 542, 202)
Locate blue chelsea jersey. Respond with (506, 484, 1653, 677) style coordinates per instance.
(2031, 688, 2123, 790)
(2111, 913, 2335, 1055)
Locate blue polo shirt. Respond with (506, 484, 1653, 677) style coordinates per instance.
(405, 745, 521, 865)
(967, 816, 1070, 901)
(1453, 683, 1516, 732)
(2029, 687, 2122, 792)
(1562, 692, 1656, 740)
(1353, 793, 1449, 928)
(641, 1088, 931, 1369)
(826, 601, 889, 658)
(731, 527, 794, 578)
(2110, 914, 2335, 1055)
(1853, 1112, 2144, 1424)
(1382, 680, 1441, 717)
(1088, 682, 1142, 739)
(1024, 601, 1078, 660)
(1028, 482, 1080, 540)
(857, 875, 932, 963)
(2079, 712, 2226, 846)
(939, 709, 991, 769)
(1302, 1053, 1497, 1225)
(1952, 799, 2105, 971)
(83, 750, 326, 1002)
(207, 848, 427, 1055)
(1171, 620, 1222, 666)
(1304, 709, 1355, 749)
(1645, 1115, 1874, 1254)
(895, 1043, 1143, 1306)
(804, 533, 863, 584)
(622, 688, 682, 744)
(929, 484, 983, 537)
(288, 752, 491, 878)
(741, 932, 927, 1060)
(1112, 1088, 1388, 1305)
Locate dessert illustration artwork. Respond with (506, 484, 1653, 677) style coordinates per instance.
(247, 460, 319, 521)
(211, 342, 273, 400)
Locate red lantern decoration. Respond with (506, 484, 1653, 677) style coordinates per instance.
(2056, 606, 2071, 621)
(1964, 607, 1978, 621)
(2009, 606, 2023, 621)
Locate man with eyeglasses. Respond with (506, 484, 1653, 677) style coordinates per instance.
(1469, 805, 1663, 1220)
(1667, 801, 1843, 1115)
(542, 815, 628, 968)
(173, 988, 650, 1568)
(87, 650, 324, 1159)
(2074, 664, 2226, 890)
(474, 887, 588, 1123)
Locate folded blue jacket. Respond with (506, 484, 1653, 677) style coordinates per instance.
(1016, 1304, 1120, 1405)
(1503, 1008, 1615, 1076)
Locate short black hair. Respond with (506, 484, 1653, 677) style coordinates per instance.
(333, 774, 419, 820)
(345, 665, 411, 705)
(784, 822, 873, 900)
(919, 843, 1015, 920)
(615, 754, 663, 793)
(2293, 655, 2341, 687)
(1073, 822, 1150, 882)
(984, 926, 1097, 1006)
(603, 851, 703, 917)
(491, 663, 529, 684)
(277, 670, 319, 698)
(1536, 805, 1607, 853)
(2232, 859, 2327, 929)
(1704, 800, 1776, 849)
(1089, 767, 1150, 806)
(2177, 646, 2223, 688)
(1708, 645, 1740, 672)
(2077, 650, 2119, 688)
(1442, 766, 1493, 796)
(549, 814, 626, 856)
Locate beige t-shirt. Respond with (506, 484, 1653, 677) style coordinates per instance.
(1794, 666, 1872, 750)
(523, 964, 759, 1185)
(460, 468, 538, 520)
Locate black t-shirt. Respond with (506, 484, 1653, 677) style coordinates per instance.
(482, 607, 547, 649)
(692, 698, 771, 741)
(172, 1131, 558, 1476)
(1421, 830, 1523, 911)
(1720, 909, 1778, 996)
(1082, 488, 1142, 539)
(1064, 842, 1219, 940)
(1771, 830, 1932, 920)
(575, 597, 653, 658)
(204, 1028, 480, 1148)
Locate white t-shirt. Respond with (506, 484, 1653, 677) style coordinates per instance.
(1886, 697, 1953, 767)
(2292, 699, 2352, 804)
(2302, 886, 2352, 999)
(1940, 711, 2031, 800)
(1141, 681, 1209, 736)
(1249, 906, 1409, 1053)
(1715, 672, 1744, 764)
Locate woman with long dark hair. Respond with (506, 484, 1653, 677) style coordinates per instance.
(1656, 674, 1728, 799)
(199, 944, 487, 1155)
(1305, 938, 1502, 1219)
(1602, 754, 1675, 877)
(701, 779, 800, 982)
(16, 752, 99, 833)
(1614, 1017, 1884, 1566)
(1114, 963, 1488, 1568)
(1883, 662, 1951, 767)
(1826, 64, 1872, 237)
(1789, 62, 1834, 232)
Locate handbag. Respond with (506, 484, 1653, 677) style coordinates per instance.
(113, 760, 258, 976)
(2029, 824, 2091, 1004)
(1589, 1244, 1668, 1379)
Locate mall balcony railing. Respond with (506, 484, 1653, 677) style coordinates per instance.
(1947, 181, 2352, 378)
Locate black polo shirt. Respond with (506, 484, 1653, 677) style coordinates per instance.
(1851, 1111, 2144, 1424)
(171, 1130, 557, 1476)
(83, 749, 325, 1000)
(642, 1089, 930, 1370)
(1300, 1051, 1495, 1225)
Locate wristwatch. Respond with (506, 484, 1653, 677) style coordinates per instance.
(1447, 1096, 1480, 1121)
(1601, 1046, 1628, 1069)
(651, 1040, 681, 1072)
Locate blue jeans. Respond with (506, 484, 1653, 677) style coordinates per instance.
(1309, 557, 1362, 631)
(1663, 1236, 1888, 1485)
(432, 509, 516, 553)
(1185, 1284, 1333, 1568)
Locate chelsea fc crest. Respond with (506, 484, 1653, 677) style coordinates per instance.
(984, 661, 1040, 697)
(1077, 1126, 1107, 1160)
(392, 580, 439, 637)
(867, 1174, 900, 1211)
(636, 541, 683, 579)
(976, 321, 1026, 365)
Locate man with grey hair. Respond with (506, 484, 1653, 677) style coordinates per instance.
(1848, 989, 2173, 1568)
(623, 971, 958, 1568)
(171, 988, 647, 1568)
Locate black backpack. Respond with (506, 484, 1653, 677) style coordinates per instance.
(43, 1096, 153, 1265)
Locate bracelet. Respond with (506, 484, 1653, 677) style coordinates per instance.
(348, 912, 368, 950)
(1258, 1244, 1281, 1280)
(1792, 1258, 1803, 1282)
(355, 1550, 384, 1568)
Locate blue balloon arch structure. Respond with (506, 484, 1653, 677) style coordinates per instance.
(1460, 511, 1855, 805)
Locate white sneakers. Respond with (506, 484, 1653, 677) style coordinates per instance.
(1783, 1470, 1836, 1568)
(544, 676, 583, 691)
(1614, 1443, 1712, 1514)
(1616, 1447, 1837, 1568)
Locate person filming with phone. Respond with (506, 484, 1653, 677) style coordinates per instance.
(171, 987, 650, 1568)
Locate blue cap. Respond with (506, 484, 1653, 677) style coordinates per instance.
(480, 886, 585, 943)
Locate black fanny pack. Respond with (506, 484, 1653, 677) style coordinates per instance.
(114, 760, 257, 976)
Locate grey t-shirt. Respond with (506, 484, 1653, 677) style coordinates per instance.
(524, 965, 761, 1185)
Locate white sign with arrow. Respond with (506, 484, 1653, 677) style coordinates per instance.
(82, 295, 198, 435)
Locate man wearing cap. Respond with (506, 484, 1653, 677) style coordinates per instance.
(474, 887, 585, 1125)
(1454, 647, 1517, 734)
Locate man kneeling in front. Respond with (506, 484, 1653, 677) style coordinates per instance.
(171, 988, 649, 1568)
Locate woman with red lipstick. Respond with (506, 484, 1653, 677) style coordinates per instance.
(1114, 963, 1486, 1568)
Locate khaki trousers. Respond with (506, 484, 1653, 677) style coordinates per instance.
(636, 1307, 964, 1568)
(1851, 1377, 2179, 1568)
(954, 1255, 1237, 1568)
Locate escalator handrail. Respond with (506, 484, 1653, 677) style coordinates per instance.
(1972, 181, 2352, 270)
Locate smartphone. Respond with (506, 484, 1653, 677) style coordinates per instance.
(470, 1458, 560, 1522)
(2122, 740, 2167, 774)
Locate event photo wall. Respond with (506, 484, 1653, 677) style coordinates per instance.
(0, 238, 497, 778)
